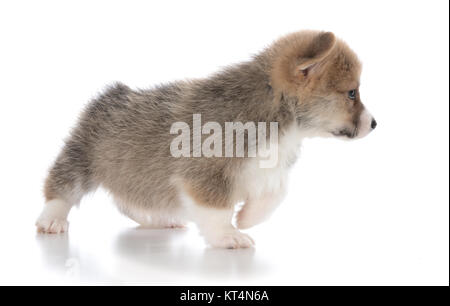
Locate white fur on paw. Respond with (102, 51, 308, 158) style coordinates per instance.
(36, 218, 69, 234)
(208, 231, 255, 249)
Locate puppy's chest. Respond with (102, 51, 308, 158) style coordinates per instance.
(237, 125, 303, 199)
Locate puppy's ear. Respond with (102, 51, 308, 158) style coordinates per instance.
(271, 31, 336, 93)
(296, 32, 336, 78)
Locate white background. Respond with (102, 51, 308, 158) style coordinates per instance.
(0, 0, 448, 285)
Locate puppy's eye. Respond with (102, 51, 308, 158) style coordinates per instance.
(348, 90, 356, 100)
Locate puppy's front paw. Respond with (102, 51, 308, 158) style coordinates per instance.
(207, 230, 255, 249)
(36, 218, 69, 234)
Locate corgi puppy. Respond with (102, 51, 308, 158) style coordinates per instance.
(36, 30, 376, 248)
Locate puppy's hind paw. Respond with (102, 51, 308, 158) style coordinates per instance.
(36, 199, 72, 234)
(207, 230, 255, 249)
(36, 218, 69, 234)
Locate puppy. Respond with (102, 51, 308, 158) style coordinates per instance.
(36, 30, 376, 248)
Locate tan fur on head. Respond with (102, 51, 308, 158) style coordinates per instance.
(266, 30, 369, 139)
(269, 30, 337, 95)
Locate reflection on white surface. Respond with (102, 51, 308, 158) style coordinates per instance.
(33, 225, 270, 285)
(35, 232, 113, 284)
(114, 228, 263, 278)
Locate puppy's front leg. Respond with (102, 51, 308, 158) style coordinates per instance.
(181, 189, 254, 249)
(236, 191, 285, 229)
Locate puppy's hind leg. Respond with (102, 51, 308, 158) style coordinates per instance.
(36, 141, 95, 234)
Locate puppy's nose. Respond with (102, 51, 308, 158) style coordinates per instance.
(371, 118, 377, 130)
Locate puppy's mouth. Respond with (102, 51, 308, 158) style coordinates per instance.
(331, 126, 358, 139)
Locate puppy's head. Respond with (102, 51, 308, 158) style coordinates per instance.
(270, 30, 376, 139)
